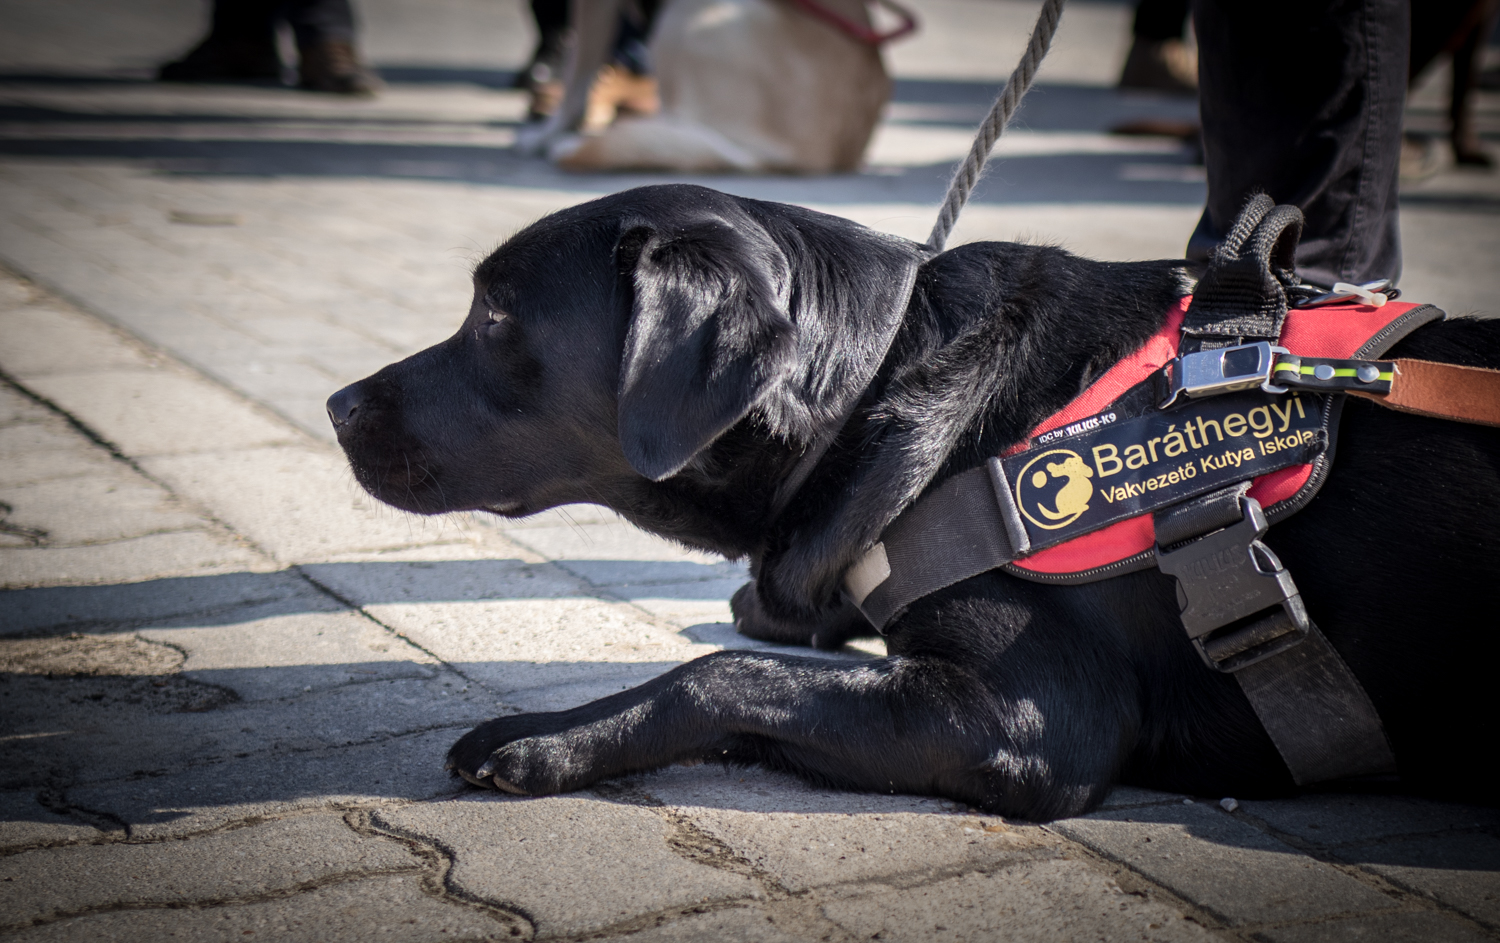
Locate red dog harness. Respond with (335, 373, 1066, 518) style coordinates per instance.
(1007, 296, 1437, 579)
(836, 194, 1500, 787)
(844, 296, 1446, 627)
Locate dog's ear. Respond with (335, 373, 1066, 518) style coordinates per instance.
(617, 217, 798, 481)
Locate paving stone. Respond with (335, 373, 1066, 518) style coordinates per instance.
(3, 661, 496, 791)
(137, 605, 437, 700)
(300, 552, 585, 609)
(1049, 802, 1394, 927)
(141, 445, 474, 562)
(23, 369, 299, 457)
(644, 765, 1042, 893)
(622, 578, 744, 630)
(360, 597, 713, 710)
(594, 905, 809, 943)
(0, 473, 206, 545)
(1, 873, 525, 943)
(672, 619, 883, 661)
(0, 419, 122, 487)
(0, 812, 419, 927)
(64, 726, 471, 839)
(1255, 910, 1496, 943)
(1240, 793, 1500, 846)
(377, 794, 760, 938)
(0, 568, 315, 635)
(0, 529, 264, 589)
(1337, 831, 1500, 926)
(820, 856, 1215, 943)
(0, 300, 155, 376)
(0, 789, 100, 851)
(1100, 785, 1190, 811)
(504, 522, 747, 587)
(0, 382, 52, 424)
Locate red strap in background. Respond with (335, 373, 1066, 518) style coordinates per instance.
(788, 0, 919, 46)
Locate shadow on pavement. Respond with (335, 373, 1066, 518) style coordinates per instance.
(0, 559, 749, 634)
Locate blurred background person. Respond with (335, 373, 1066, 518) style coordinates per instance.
(158, 0, 382, 96)
(1119, 0, 1196, 95)
(1409, 0, 1499, 168)
(514, 0, 660, 125)
(1191, 0, 1407, 289)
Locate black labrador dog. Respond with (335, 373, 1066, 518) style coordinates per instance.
(328, 184, 1497, 821)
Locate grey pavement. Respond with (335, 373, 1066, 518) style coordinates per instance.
(1, 0, 1498, 940)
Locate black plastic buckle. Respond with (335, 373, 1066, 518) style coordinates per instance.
(1155, 496, 1310, 672)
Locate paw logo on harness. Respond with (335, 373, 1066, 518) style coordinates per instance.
(1016, 449, 1094, 530)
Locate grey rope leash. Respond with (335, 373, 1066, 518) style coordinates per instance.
(926, 0, 1066, 254)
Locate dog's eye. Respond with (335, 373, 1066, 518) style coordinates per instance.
(486, 308, 508, 324)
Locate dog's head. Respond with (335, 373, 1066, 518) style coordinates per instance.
(328, 185, 919, 552)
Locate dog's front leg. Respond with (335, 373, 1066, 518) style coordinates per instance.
(447, 649, 1107, 818)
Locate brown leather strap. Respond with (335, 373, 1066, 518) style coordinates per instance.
(1351, 358, 1500, 428)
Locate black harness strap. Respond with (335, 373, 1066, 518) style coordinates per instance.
(846, 459, 1028, 629)
(1159, 199, 1395, 785)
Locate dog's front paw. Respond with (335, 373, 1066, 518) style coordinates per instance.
(446, 715, 581, 795)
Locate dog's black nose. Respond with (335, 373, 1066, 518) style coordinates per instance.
(327, 384, 364, 428)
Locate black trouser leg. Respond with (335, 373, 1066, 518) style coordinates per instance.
(1133, 0, 1190, 42)
(206, 0, 280, 46)
(1189, 0, 1409, 287)
(282, 0, 357, 46)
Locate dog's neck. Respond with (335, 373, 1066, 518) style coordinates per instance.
(750, 244, 1191, 623)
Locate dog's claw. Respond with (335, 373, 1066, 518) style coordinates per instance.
(456, 768, 491, 788)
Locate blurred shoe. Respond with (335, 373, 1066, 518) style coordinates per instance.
(158, 38, 282, 83)
(582, 64, 659, 131)
(297, 40, 382, 96)
(1453, 137, 1494, 168)
(1400, 133, 1442, 181)
(1118, 37, 1197, 95)
(528, 80, 564, 121)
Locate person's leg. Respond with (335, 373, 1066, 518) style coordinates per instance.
(518, 0, 572, 117)
(158, 0, 282, 82)
(282, 0, 381, 95)
(1135, 0, 1191, 41)
(1119, 0, 1196, 93)
(1189, 0, 1408, 288)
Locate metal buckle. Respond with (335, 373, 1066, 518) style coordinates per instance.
(1160, 342, 1289, 408)
(1155, 496, 1310, 672)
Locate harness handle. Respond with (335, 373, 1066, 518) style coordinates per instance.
(1181, 194, 1306, 353)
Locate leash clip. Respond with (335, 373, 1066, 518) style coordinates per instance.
(1155, 496, 1311, 673)
(1161, 341, 1289, 408)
